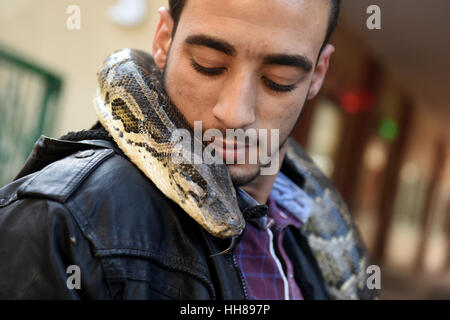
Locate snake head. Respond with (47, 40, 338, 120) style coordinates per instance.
(168, 152, 245, 239)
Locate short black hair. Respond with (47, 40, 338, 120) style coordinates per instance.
(168, 0, 341, 51)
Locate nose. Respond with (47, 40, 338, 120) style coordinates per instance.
(212, 70, 257, 129)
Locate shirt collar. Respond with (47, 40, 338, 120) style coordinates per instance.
(269, 171, 312, 224)
(246, 171, 312, 230)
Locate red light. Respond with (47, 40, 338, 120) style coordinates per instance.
(341, 92, 361, 113)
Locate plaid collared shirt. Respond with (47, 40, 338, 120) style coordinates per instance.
(234, 172, 312, 300)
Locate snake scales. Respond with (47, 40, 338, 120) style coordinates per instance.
(94, 48, 376, 300)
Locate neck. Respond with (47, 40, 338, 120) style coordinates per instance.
(241, 143, 288, 205)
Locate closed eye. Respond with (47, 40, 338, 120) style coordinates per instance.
(261, 76, 298, 93)
(191, 60, 226, 76)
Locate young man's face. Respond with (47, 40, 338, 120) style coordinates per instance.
(153, 0, 334, 187)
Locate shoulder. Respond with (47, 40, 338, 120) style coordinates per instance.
(0, 138, 173, 248)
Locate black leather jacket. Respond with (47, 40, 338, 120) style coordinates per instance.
(0, 136, 329, 299)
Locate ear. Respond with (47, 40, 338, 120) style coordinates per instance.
(307, 44, 335, 100)
(152, 7, 174, 70)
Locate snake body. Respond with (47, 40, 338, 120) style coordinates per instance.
(94, 48, 376, 299)
(94, 48, 245, 239)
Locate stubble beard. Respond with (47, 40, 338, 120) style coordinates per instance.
(228, 133, 293, 188)
(228, 164, 261, 188)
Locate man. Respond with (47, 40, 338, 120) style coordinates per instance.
(0, 0, 375, 299)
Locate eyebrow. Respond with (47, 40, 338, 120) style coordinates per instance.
(185, 34, 237, 57)
(184, 34, 313, 72)
(263, 54, 313, 73)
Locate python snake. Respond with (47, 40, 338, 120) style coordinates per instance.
(94, 48, 376, 299)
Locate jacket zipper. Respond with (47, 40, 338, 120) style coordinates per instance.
(228, 228, 249, 300)
(230, 253, 248, 300)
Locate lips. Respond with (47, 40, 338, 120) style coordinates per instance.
(211, 136, 248, 149)
(210, 137, 255, 163)
(215, 145, 248, 162)
(212, 135, 260, 148)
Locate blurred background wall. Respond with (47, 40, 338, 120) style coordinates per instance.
(0, 0, 449, 299)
